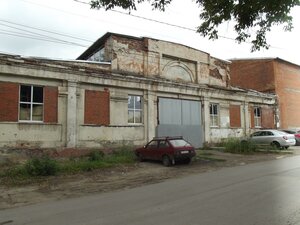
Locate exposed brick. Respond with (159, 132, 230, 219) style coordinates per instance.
(231, 59, 300, 129)
(230, 60, 275, 92)
(112, 35, 146, 52)
(250, 106, 255, 128)
(44, 86, 58, 123)
(0, 82, 19, 122)
(262, 106, 275, 129)
(84, 89, 110, 125)
(229, 105, 241, 128)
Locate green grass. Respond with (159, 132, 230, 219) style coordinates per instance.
(0, 147, 136, 184)
(223, 138, 258, 154)
(194, 151, 226, 162)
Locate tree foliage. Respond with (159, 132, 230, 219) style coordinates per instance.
(90, 0, 299, 51)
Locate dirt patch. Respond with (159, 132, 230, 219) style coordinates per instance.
(0, 149, 299, 210)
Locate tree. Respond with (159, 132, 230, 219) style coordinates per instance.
(90, 0, 299, 51)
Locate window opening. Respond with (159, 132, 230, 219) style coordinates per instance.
(210, 103, 219, 127)
(19, 85, 43, 122)
(128, 95, 142, 124)
(254, 107, 261, 127)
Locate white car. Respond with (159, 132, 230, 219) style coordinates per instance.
(247, 130, 296, 149)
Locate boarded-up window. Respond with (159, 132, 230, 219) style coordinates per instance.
(0, 82, 19, 122)
(262, 107, 275, 128)
(44, 86, 58, 123)
(250, 106, 254, 128)
(84, 89, 110, 125)
(229, 105, 241, 128)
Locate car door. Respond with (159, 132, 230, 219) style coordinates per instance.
(143, 140, 159, 160)
(153, 140, 170, 160)
(251, 131, 263, 144)
(263, 131, 275, 145)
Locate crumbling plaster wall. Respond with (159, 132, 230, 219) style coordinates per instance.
(109, 36, 230, 87)
(0, 70, 65, 148)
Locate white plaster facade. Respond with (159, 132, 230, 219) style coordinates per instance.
(0, 33, 276, 149)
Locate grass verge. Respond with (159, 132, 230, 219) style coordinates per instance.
(0, 147, 136, 185)
(194, 151, 226, 162)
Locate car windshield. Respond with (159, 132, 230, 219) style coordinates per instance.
(169, 139, 191, 147)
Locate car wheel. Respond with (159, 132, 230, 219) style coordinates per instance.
(271, 141, 281, 149)
(162, 155, 171, 167)
(137, 153, 144, 162)
(184, 158, 191, 164)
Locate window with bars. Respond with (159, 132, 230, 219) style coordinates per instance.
(210, 103, 219, 127)
(254, 107, 262, 127)
(128, 95, 142, 124)
(19, 85, 43, 122)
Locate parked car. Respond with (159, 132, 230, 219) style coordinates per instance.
(281, 129, 300, 146)
(245, 129, 296, 149)
(135, 136, 196, 166)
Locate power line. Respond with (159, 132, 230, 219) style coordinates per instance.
(10, 0, 284, 51)
(74, 0, 283, 49)
(0, 19, 93, 43)
(0, 31, 88, 47)
(0, 22, 89, 47)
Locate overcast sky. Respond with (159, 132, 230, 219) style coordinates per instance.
(0, 0, 299, 65)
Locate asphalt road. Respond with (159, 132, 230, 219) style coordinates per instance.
(1, 155, 300, 225)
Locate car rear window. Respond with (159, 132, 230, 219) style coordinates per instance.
(169, 139, 191, 147)
(276, 131, 290, 135)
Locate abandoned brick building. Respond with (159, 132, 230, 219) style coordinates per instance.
(230, 58, 300, 130)
(0, 32, 276, 149)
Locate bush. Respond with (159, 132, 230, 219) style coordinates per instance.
(25, 156, 59, 176)
(88, 150, 105, 161)
(106, 146, 135, 163)
(223, 138, 257, 154)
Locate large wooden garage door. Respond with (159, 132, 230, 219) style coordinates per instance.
(156, 98, 203, 148)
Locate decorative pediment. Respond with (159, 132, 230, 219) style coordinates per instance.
(162, 60, 195, 83)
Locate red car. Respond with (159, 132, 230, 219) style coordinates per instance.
(135, 136, 196, 166)
(281, 129, 300, 146)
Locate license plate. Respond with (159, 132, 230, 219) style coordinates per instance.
(181, 150, 189, 154)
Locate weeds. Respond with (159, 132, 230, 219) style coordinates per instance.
(25, 156, 59, 176)
(88, 150, 105, 161)
(0, 147, 136, 183)
(223, 138, 257, 153)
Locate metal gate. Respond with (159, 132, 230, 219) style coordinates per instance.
(156, 98, 203, 148)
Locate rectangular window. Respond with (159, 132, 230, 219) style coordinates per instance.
(128, 95, 142, 124)
(19, 85, 43, 122)
(210, 103, 219, 127)
(254, 107, 261, 127)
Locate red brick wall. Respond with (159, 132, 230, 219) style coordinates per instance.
(0, 82, 19, 122)
(229, 105, 241, 127)
(112, 35, 145, 52)
(230, 60, 275, 93)
(84, 89, 110, 125)
(274, 61, 300, 128)
(250, 106, 255, 128)
(44, 86, 58, 123)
